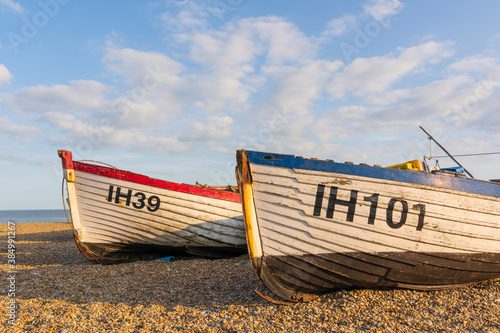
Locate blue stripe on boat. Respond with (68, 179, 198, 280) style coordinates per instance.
(245, 150, 500, 199)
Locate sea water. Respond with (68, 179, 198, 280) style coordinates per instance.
(0, 210, 68, 223)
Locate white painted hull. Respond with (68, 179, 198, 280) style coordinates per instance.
(251, 163, 499, 257)
(59, 150, 245, 263)
(237, 150, 500, 302)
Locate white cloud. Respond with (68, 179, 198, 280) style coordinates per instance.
(180, 115, 234, 142)
(41, 111, 80, 132)
(140, 21, 488, 159)
(241, 45, 499, 170)
(0, 64, 12, 85)
(248, 16, 316, 65)
(0, 116, 40, 136)
(192, 68, 252, 111)
(1, 4, 497, 179)
(447, 56, 497, 72)
(364, 76, 479, 127)
(102, 43, 254, 116)
(309, 54, 500, 160)
(363, 0, 403, 23)
(182, 16, 317, 69)
(321, 0, 404, 42)
(106, 98, 164, 128)
(327, 41, 455, 98)
(101, 45, 195, 126)
(323, 15, 357, 37)
(266, 60, 343, 115)
(102, 46, 184, 86)
(476, 94, 500, 131)
(157, 0, 213, 33)
(0, 80, 112, 113)
(103, 130, 189, 153)
(488, 32, 500, 48)
(173, 15, 321, 114)
(187, 29, 256, 69)
(0, 0, 23, 13)
(440, 57, 500, 130)
(42, 111, 189, 153)
(362, 75, 474, 107)
(159, 7, 208, 32)
(154, 15, 320, 115)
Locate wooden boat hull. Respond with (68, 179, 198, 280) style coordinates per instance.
(59, 150, 246, 264)
(236, 150, 500, 302)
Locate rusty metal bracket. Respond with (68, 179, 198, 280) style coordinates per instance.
(254, 288, 297, 306)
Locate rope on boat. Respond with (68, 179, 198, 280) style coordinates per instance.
(432, 151, 500, 158)
(420, 126, 474, 178)
(76, 159, 118, 169)
(61, 178, 73, 227)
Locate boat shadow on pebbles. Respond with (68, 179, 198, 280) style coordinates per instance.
(0, 222, 271, 309)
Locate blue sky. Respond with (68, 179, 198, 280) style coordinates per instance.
(1, 0, 499, 210)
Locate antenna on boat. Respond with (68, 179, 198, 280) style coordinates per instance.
(423, 134, 440, 170)
(419, 126, 474, 179)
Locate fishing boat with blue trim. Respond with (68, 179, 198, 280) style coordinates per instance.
(236, 149, 500, 302)
(58, 150, 245, 264)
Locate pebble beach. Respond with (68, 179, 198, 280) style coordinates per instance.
(1, 222, 499, 332)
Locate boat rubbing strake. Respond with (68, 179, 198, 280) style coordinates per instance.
(236, 150, 500, 302)
(59, 150, 246, 264)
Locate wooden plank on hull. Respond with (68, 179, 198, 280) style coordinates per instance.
(252, 163, 499, 228)
(256, 198, 499, 254)
(75, 172, 242, 218)
(256, 202, 485, 257)
(253, 162, 500, 214)
(73, 165, 241, 203)
(267, 251, 388, 285)
(78, 208, 193, 246)
(251, 165, 500, 253)
(74, 183, 246, 244)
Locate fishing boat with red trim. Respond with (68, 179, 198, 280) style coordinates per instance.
(236, 149, 500, 302)
(58, 150, 245, 264)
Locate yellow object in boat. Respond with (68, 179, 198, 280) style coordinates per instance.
(386, 160, 425, 171)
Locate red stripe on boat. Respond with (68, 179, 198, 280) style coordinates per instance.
(58, 150, 240, 203)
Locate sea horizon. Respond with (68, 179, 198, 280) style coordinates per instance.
(0, 209, 69, 224)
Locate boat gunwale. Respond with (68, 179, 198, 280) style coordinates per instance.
(244, 150, 500, 199)
(58, 150, 240, 203)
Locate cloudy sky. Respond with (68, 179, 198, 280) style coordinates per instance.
(1, 0, 500, 210)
